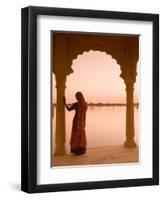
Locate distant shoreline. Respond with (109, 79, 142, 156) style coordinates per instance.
(53, 103, 139, 107)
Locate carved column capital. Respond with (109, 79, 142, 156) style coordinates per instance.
(55, 75, 66, 88)
(124, 79, 135, 91)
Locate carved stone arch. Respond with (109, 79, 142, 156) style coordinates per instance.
(69, 50, 121, 69)
(66, 39, 127, 82)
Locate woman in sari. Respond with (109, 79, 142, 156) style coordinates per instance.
(63, 92, 88, 155)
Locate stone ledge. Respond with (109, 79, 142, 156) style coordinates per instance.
(52, 145, 139, 167)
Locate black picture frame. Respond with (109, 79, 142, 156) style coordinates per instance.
(21, 6, 159, 193)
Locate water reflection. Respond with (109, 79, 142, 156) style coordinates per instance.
(52, 106, 139, 153)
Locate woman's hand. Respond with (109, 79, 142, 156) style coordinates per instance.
(63, 96, 66, 105)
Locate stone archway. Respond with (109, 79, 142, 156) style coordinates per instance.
(53, 32, 139, 155)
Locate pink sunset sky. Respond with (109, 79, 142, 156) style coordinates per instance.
(52, 50, 139, 104)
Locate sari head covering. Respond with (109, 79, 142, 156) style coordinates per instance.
(75, 91, 87, 110)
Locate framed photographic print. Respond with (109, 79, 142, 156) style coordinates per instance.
(21, 6, 159, 193)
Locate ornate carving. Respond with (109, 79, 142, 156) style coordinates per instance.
(67, 47, 125, 82)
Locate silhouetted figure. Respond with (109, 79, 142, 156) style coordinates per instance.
(63, 92, 88, 155)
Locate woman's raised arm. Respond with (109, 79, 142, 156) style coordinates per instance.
(63, 96, 76, 111)
(65, 104, 76, 111)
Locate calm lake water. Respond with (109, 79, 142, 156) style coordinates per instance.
(52, 106, 139, 152)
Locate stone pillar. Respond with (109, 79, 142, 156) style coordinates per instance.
(124, 80, 137, 148)
(55, 77, 66, 155)
(53, 34, 71, 156)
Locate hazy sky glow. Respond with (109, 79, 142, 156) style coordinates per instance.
(53, 50, 139, 104)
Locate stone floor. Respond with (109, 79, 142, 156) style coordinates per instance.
(52, 145, 139, 167)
